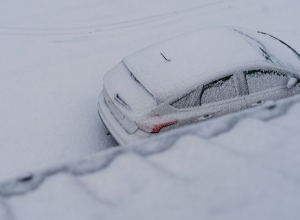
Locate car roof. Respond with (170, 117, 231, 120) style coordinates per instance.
(123, 27, 288, 102)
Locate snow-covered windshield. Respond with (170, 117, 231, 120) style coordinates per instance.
(234, 28, 300, 70)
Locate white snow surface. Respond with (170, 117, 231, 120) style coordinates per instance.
(1, 95, 300, 219)
(1, 0, 300, 218)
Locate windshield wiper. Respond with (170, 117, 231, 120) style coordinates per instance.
(258, 31, 300, 60)
(115, 94, 131, 110)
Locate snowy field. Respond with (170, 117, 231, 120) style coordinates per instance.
(1, 94, 300, 220)
(1, 0, 300, 182)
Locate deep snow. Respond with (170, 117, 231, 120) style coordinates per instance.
(1, 0, 300, 218)
(1, 0, 300, 184)
(1, 94, 300, 220)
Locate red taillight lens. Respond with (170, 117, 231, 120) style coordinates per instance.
(151, 121, 177, 133)
(136, 115, 177, 133)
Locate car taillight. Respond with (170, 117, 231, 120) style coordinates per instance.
(137, 115, 177, 133)
(151, 121, 177, 133)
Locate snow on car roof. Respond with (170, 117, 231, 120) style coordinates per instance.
(123, 27, 268, 101)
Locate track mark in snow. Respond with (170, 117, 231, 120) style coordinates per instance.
(0, 0, 233, 36)
(0, 200, 14, 220)
(73, 179, 116, 207)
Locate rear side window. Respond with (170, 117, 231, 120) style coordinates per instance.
(171, 89, 201, 109)
(200, 75, 237, 105)
(245, 70, 288, 93)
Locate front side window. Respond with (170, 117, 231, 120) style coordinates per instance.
(245, 70, 288, 93)
(200, 75, 237, 105)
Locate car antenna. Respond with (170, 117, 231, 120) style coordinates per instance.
(160, 53, 171, 61)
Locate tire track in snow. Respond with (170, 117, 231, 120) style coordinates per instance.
(0, 0, 233, 36)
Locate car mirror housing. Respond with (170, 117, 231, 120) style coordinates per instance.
(287, 77, 298, 89)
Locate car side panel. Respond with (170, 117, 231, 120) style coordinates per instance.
(193, 97, 247, 123)
(244, 86, 291, 107)
(162, 97, 247, 132)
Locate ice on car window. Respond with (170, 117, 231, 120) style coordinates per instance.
(200, 75, 236, 105)
(245, 70, 288, 93)
(171, 89, 201, 109)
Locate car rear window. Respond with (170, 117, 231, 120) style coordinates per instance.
(171, 89, 201, 109)
(106, 62, 157, 112)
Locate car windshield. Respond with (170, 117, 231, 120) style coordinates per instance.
(234, 28, 300, 70)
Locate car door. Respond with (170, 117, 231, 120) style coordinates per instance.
(169, 74, 247, 129)
(242, 69, 291, 107)
(196, 74, 247, 122)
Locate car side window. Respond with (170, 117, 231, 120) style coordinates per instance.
(200, 75, 237, 105)
(171, 89, 201, 109)
(245, 70, 288, 94)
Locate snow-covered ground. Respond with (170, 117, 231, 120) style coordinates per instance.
(1, 0, 300, 207)
(1, 95, 300, 220)
(1, 0, 300, 219)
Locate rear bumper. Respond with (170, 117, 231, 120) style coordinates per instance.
(98, 91, 150, 145)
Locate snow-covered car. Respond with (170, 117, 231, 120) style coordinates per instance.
(98, 26, 300, 145)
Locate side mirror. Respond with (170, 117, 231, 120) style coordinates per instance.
(287, 77, 298, 89)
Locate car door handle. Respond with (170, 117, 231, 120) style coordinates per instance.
(198, 114, 213, 121)
(252, 100, 264, 107)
